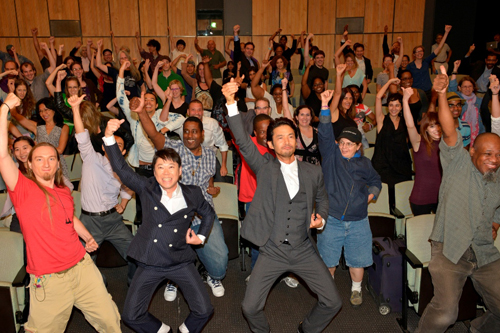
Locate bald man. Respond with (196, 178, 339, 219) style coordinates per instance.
(415, 68, 500, 333)
(195, 38, 226, 85)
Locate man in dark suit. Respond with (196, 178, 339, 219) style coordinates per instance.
(223, 80, 342, 333)
(233, 25, 259, 88)
(103, 113, 215, 333)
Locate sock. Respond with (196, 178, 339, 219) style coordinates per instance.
(157, 323, 171, 333)
(179, 322, 190, 333)
(351, 280, 362, 292)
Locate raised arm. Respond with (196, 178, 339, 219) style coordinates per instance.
(95, 40, 109, 73)
(40, 42, 56, 72)
(133, 92, 166, 150)
(382, 25, 390, 56)
(181, 54, 197, 87)
(335, 40, 351, 66)
(159, 88, 172, 122)
(67, 95, 87, 134)
(433, 25, 452, 56)
(269, 28, 282, 43)
(0, 94, 22, 190)
(490, 75, 500, 136)
(402, 87, 421, 151)
(89, 49, 102, 79)
(194, 37, 203, 54)
(143, 59, 153, 90)
(171, 53, 185, 69)
(304, 33, 313, 63)
(31, 28, 45, 61)
(434, 66, 456, 146)
(301, 59, 314, 99)
(375, 77, 400, 133)
(202, 55, 214, 88)
(225, 37, 233, 57)
(329, 64, 347, 123)
(394, 37, 404, 69)
(167, 26, 174, 54)
(251, 59, 268, 100)
(451, 60, 460, 82)
(134, 32, 144, 55)
(110, 31, 119, 56)
(45, 64, 66, 96)
(152, 61, 166, 103)
(281, 78, 292, 120)
(10, 106, 37, 134)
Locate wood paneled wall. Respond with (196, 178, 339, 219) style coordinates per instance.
(2, 0, 426, 73)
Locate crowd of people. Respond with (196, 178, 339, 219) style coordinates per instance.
(1, 21, 500, 333)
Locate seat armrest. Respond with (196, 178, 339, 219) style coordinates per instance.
(401, 248, 423, 268)
(391, 207, 405, 219)
(12, 265, 26, 287)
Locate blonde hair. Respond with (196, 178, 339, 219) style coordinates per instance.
(119, 50, 141, 82)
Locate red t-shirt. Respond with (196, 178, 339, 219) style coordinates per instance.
(8, 171, 85, 276)
(233, 137, 275, 202)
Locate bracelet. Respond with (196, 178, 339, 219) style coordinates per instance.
(452, 72, 458, 75)
(2, 103, 10, 112)
(493, 93, 499, 96)
(321, 105, 329, 108)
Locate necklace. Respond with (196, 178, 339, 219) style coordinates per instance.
(192, 159, 201, 176)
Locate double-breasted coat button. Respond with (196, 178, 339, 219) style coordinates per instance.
(184, 215, 187, 218)
(158, 224, 162, 228)
(174, 229, 178, 233)
(154, 207, 158, 210)
(169, 244, 173, 247)
(154, 239, 158, 243)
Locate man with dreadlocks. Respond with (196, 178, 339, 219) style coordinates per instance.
(0, 92, 121, 332)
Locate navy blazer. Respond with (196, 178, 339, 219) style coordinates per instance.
(104, 142, 215, 268)
(226, 113, 329, 252)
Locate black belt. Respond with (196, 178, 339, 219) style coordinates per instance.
(138, 164, 153, 170)
(81, 207, 117, 217)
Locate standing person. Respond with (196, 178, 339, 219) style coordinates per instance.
(194, 38, 226, 86)
(372, 78, 412, 207)
(103, 116, 214, 333)
(317, 90, 382, 307)
(335, 44, 368, 99)
(167, 26, 189, 71)
(134, 33, 163, 77)
(431, 33, 452, 74)
(414, 67, 500, 333)
(407, 25, 452, 99)
(146, 58, 186, 109)
(224, 79, 342, 333)
(67, 94, 136, 285)
(233, 25, 259, 87)
(132, 99, 229, 299)
(402, 87, 442, 216)
(0, 93, 121, 333)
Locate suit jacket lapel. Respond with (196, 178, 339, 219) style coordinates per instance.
(271, 159, 281, 206)
(297, 162, 312, 215)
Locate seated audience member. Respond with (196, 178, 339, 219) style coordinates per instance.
(449, 60, 484, 145)
(402, 87, 442, 216)
(1, 44, 32, 72)
(10, 97, 70, 180)
(304, 36, 329, 88)
(376, 40, 404, 104)
(340, 28, 374, 85)
(67, 94, 136, 285)
(145, 58, 186, 109)
(400, 55, 410, 71)
(154, 79, 188, 117)
(11, 79, 37, 138)
(372, 77, 412, 207)
(431, 33, 452, 74)
(194, 38, 226, 86)
(347, 84, 377, 149)
(0, 60, 19, 93)
(461, 46, 500, 94)
(19, 42, 56, 101)
(269, 28, 297, 68)
(132, 98, 229, 299)
(335, 43, 368, 99)
(244, 66, 268, 110)
(389, 67, 429, 131)
(103, 116, 214, 333)
(168, 26, 189, 71)
(302, 59, 330, 120)
(328, 65, 358, 138)
(181, 55, 216, 115)
(268, 55, 294, 96)
(135, 34, 163, 77)
(0, 93, 121, 333)
(414, 66, 500, 333)
(223, 61, 237, 84)
(407, 25, 452, 98)
(318, 90, 382, 307)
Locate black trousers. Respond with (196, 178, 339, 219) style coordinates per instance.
(122, 263, 213, 333)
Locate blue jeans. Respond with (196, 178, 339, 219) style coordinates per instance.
(317, 215, 372, 268)
(191, 215, 228, 280)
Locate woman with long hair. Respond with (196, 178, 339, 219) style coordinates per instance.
(154, 79, 188, 117)
(269, 55, 294, 97)
(9, 97, 70, 180)
(335, 42, 368, 99)
(329, 65, 357, 138)
(12, 79, 37, 138)
(402, 86, 442, 215)
(372, 78, 412, 207)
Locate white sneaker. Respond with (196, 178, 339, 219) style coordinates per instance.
(282, 276, 299, 288)
(206, 276, 225, 297)
(164, 283, 177, 301)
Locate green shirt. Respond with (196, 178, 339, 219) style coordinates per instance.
(430, 130, 500, 267)
(201, 49, 225, 79)
(157, 70, 186, 109)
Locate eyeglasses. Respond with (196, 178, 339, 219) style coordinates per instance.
(338, 141, 357, 147)
(313, 83, 324, 87)
(448, 103, 462, 108)
(255, 106, 269, 110)
(171, 87, 180, 91)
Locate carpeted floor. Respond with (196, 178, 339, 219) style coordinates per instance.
(64, 254, 474, 333)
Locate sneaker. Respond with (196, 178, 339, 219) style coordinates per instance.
(206, 276, 225, 297)
(164, 283, 177, 301)
(282, 276, 299, 288)
(350, 290, 362, 306)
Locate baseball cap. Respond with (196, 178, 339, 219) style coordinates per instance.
(337, 127, 362, 143)
(446, 92, 465, 105)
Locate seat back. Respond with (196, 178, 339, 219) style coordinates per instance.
(71, 191, 82, 217)
(213, 182, 238, 220)
(364, 147, 375, 160)
(64, 153, 83, 182)
(367, 82, 377, 94)
(363, 94, 376, 108)
(406, 214, 434, 263)
(364, 128, 377, 145)
(368, 183, 390, 215)
(395, 180, 414, 217)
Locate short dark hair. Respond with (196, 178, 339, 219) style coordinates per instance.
(176, 39, 186, 47)
(245, 42, 255, 49)
(387, 93, 403, 105)
(102, 49, 113, 55)
(267, 117, 297, 143)
(146, 39, 161, 52)
(253, 114, 272, 132)
(4, 60, 18, 70)
(184, 116, 203, 132)
(270, 84, 283, 96)
(279, 35, 288, 43)
(21, 62, 35, 72)
(314, 50, 325, 58)
(346, 84, 362, 103)
(153, 148, 181, 168)
(353, 43, 364, 51)
(189, 99, 204, 111)
(486, 52, 498, 60)
(397, 69, 412, 80)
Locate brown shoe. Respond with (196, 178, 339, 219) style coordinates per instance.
(350, 290, 363, 307)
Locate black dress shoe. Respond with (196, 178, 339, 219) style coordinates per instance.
(297, 322, 305, 333)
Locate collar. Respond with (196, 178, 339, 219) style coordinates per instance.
(341, 150, 362, 160)
(278, 156, 298, 170)
(159, 182, 182, 199)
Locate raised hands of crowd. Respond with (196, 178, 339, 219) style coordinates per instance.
(129, 92, 146, 114)
(321, 90, 334, 105)
(67, 94, 86, 108)
(433, 66, 449, 94)
(222, 78, 240, 105)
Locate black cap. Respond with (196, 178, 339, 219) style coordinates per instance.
(337, 127, 362, 143)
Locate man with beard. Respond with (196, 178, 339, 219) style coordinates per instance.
(415, 67, 500, 333)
